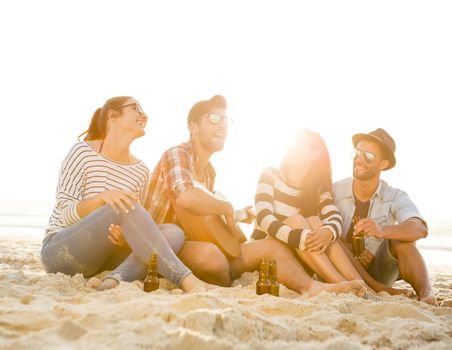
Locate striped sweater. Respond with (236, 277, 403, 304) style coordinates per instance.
(45, 142, 150, 238)
(252, 167, 343, 250)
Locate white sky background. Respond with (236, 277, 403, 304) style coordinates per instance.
(0, 0, 451, 226)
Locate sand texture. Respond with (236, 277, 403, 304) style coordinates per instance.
(1, 236, 451, 349)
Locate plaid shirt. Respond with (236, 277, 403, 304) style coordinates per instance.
(144, 141, 216, 224)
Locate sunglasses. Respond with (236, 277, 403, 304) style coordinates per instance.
(118, 103, 145, 115)
(203, 113, 233, 126)
(351, 149, 377, 163)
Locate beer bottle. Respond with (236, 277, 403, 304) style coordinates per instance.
(256, 258, 271, 295)
(143, 254, 159, 292)
(269, 259, 279, 297)
(352, 216, 365, 258)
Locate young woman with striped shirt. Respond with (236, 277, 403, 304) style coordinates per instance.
(252, 129, 372, 290)
(40, 96, 214, 292)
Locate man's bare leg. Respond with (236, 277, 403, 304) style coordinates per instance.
(230, 237, 366, 297)
(87, 241, 229, 291)
(390, 240, 436, 304)
(178, 241, 231, 287)
(337, 239, 413, 297)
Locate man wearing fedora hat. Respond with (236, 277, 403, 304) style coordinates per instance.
(141, 95, 366, 297)
(104, 95, 367, 297)
(333, 128, 436, 304)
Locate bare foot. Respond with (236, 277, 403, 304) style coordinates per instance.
(306, 280, 366, 298)
(440, 299, 452, 307)
(86, 277, 102, 289)
(363, 291, 381, 301)
(382, 286, 414, 298)
(419, 289, 437, 305)
(97, 278, 119, 291)
(180, 273, 219, 293)
(87, 277, 120, 291)
(363, 283, 378, 297)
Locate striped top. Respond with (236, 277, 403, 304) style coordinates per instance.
(252, 167, 343, 250)
(45, 142, 150, 238)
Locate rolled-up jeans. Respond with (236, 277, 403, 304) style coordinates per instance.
(41, 204, 192, 287)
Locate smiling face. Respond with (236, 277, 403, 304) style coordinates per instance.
(111, 98, 148, 138)
(284, 135, 318, 170)
(353, 140, 389, 181)
(189, 106, 228, 154)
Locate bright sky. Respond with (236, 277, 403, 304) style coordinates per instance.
(1, 1, 451, 225)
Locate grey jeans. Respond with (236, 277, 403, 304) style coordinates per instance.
(41, 204, 191, 287)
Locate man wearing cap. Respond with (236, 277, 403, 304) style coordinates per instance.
(143, 95, 365, 296)
(333, 128, 436, 304)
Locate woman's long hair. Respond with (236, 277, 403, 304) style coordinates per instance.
(78, 96, 133, 141)
(280, 129, 332, 216)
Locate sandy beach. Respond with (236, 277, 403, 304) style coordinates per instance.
(0, 235, 451, 350)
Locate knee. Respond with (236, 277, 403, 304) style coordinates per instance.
(328, 239, 341, 251)
(159, 224, 185, 253)
(128, 203, 149, 217)
(283, 215, 310, 229)
(262, 237, 291, 256)
(113, 203, 149, 225)
(181, 242, 230, 286)
(389, 240, 416, 258)
(199, 243, 230, 275)
(306, 216, 322, 229)
(178, 241, 230, 285)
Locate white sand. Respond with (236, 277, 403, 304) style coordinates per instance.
(0, 236, 451, 350)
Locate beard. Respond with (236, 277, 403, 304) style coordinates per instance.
(199, 134, 226, 153)
(352, 162, 380, 181)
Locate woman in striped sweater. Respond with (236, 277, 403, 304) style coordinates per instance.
(252, 129, 371, 289)
(41, 96, 214, 292)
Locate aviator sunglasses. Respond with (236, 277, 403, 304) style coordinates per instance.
(203, 113, 233, 126)
(351, 149, 378, 163)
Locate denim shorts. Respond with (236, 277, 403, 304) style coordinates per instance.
(367, 239, 400, 286)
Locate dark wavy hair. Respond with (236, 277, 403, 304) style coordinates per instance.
(78, 96, 133, 141)
(280, 129, 333, 216)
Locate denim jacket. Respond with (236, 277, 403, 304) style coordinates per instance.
(333, 177, 425, 256)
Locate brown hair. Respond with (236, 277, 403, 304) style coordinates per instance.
(78, 96, 133, 141)
(280, 129, 333, 216)
(187, 95, 227, 125)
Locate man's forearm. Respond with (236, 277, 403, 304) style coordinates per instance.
(382, 218, 428, 242)
(175, 188, 233, 216)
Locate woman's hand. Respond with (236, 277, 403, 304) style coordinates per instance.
(304, 227, 334, 254)
(108, 224, 129, 248)
(98, 190, 139, 214)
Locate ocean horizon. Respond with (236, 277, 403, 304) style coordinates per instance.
(1, 199, 451, 269)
